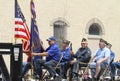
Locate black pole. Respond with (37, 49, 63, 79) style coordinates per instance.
(0, 55, 10, 81)
(10, 44, 23, 81)
(0, 43, 12, 81)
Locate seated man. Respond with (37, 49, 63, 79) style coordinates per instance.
(111, 61, 120, 81)
(32, 36, 61, 79)
(60, 40, 72, 81)
(22, 52, 31, 78)
(90, 39, 110, 81)
(22, 40, 45, 78)
(71, 38, 91, 77)
(106, 43, 115, 63)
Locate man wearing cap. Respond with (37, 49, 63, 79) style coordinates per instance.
(71, 38, 91, 77)
(32, 36, 61, 79)
(106, 43, 115, 81)
(90, 39, 110, 81)
(60, 40, 72, 81)
(106, 43, 115, 62)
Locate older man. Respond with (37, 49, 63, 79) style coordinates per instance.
(90, 39, 110, 81)
(32, 36, 61, 79)
(106, 43, 115, 62)
(60, 40, 72, 81)
(71, 38, 91, 77)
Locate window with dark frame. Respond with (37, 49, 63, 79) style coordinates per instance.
(89, 23, 101, 35)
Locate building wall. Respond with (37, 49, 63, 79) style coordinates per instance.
(0, 0, 120, 69)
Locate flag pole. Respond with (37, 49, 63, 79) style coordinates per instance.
(30, 0, 34, 78)
(30, 0, 43, 78)
(15, 0, 17, 44)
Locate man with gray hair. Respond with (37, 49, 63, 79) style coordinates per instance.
(60, 40, 72, 81)
(71, 38, 91, 77)
(90, 39, 110, 81)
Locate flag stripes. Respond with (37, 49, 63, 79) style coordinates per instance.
(15, 0, 30, 52)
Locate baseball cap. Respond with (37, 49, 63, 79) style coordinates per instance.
(46, 36, 56, 41)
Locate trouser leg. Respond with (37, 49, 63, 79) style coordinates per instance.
(35, 59, 46, 78)
(115, 62, 120, 69)
(44, 60, 58, 77)
(110, 62, 116, 78)
(111, 62, 120, 80)
(72, 61, 79, 74)
(90, 62, 96, 79)
(61, 62, 70, 79)
(22, 62, 31, 77)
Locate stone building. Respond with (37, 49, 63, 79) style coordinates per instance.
(0, 0, 120, 64)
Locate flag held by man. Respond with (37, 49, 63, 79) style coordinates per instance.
(30, 0, 42, 53)
(30, 0, 43, 78)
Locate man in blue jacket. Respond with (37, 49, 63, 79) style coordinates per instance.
(60, 40, 72, 81)
(106, 43, 115, 62)
(106, 43, 115, 81)
(32, 36, 61, 79)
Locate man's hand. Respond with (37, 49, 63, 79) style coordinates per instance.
(97, 60, 102, 64)
(91, 56, 96, 62)
(92, 58, 96, 62)
(31, 53, 38, 57)
(70, 51, 74, 55)
(31, 52, 48, 57)
(23, 50, 31, 53)
(70, 60, 75, 64)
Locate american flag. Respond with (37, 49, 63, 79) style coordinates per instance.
(15, 0, 30, 41)
(15, 0, 30, 52)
